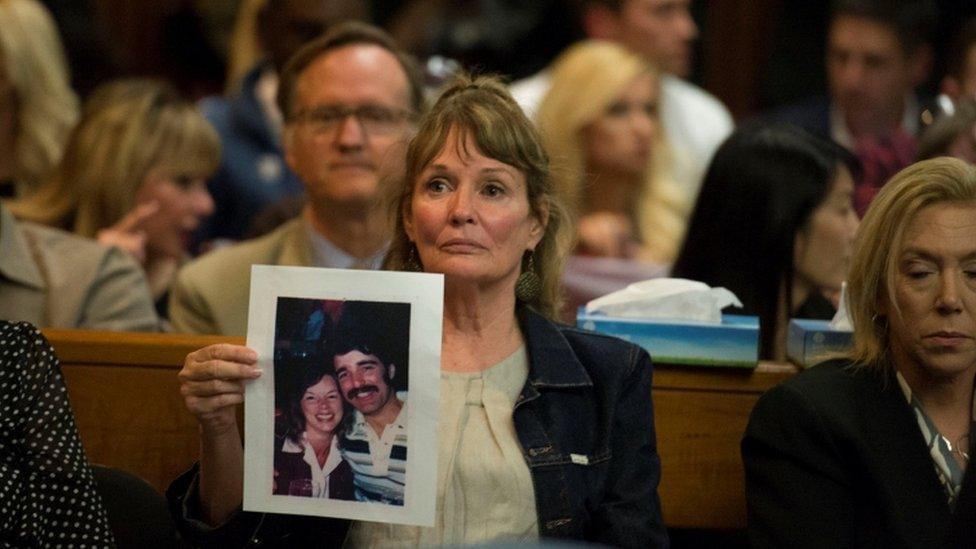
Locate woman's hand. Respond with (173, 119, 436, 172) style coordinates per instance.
(179, 344, 259, 526)
(96, 201, 159, 264)
(577, 212, 638, 259)
(179, 344, 260, 437)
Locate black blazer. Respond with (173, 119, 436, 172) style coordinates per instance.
(742, 359, 975, 549)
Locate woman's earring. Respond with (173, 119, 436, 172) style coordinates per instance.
(515, 251, 541, 303)
(405, 244, 424, 272)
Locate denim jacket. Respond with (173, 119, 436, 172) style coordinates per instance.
(167, 307, 669, 548)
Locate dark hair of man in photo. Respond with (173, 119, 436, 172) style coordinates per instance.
(331, 300, 411, 389)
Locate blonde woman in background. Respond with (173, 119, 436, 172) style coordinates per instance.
(0, 0, 79, 197)
(10, 79, 219, 309)
(536, 40, 689, 265)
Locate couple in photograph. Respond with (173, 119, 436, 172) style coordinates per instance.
(274, 300, 409, 506)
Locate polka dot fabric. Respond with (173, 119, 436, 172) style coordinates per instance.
(0, 321, 115, 547)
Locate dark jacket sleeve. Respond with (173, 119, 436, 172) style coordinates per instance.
(593, 345, 669, 548)
(166, 463, 266, 547)
(742, 382, 857, 549)
(166, 464, 349, 547)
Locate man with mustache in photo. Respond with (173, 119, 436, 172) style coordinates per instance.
(332, 301, 409, 506)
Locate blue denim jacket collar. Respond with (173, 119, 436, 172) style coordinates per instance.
(519, 307, 593, 390)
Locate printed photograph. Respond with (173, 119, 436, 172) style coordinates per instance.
(272, 298, 410, 505)
(243, 265, 442, 526)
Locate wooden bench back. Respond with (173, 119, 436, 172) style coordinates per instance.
(46, 329, 795, 530)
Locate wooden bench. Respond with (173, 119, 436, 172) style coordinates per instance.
(46, 329, 796, 530)
(46, 329, 241, 497)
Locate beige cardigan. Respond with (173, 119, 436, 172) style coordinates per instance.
(0, 205, 159, 331)
(168, 217, 312, 336)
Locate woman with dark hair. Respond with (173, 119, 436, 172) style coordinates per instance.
(672, 123, 860, 359)
(274, 365, 354, 499)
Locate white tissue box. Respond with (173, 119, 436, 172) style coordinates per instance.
(786, 319, 853, 368)
(576, 311, 760, 368)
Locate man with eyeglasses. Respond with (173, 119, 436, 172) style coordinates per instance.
(196, 0, 371, 249)
(169, 22, 427, 336)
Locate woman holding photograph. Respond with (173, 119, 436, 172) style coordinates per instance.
(274, 367, 354, 500)
(172, 73, 667, 548)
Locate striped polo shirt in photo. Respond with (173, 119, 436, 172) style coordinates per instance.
(339, 394, 408, 506)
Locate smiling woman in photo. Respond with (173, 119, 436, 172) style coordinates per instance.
(274, 366, 353, 500)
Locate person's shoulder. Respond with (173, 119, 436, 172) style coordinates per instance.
(20, 221, 109, 257)
(0, 320, 55, 378)
(761, 359, 883, 415)
(198, 95, 230, 126)
(782, 358, 865, 389)
(660, 75, 732, 119)
(178, 218, 303, 283)
(19, 221, 142, 279)
(559, 324, 645, 358)
(523, 308, 646, 360)
(0, 320, 44, 352)
(509, 69, 550, 118)
(761, 96, 832, 136)
(555, 322, 651, 383)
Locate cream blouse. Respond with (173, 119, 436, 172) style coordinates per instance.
(345, 346, 539, 546)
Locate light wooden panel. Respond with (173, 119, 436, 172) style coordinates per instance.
(653, 363, 795, 529)
(46, 329, 797, 529)
(48, 330, 241, 493)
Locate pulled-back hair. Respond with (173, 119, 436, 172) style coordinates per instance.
(383, 74, 575, 320)
(673, 123, 857, 359)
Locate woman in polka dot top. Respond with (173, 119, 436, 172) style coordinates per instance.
(0, 321, 114, 547)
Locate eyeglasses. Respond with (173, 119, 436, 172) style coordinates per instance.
(293, 105, 413, 135)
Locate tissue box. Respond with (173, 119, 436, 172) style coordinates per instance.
(576, 311, 760, 368)
(787, 319, 853, 368)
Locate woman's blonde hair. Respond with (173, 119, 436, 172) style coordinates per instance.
(0, 0, 79, 194)
(848, 157, 976, 367)
(9, 79, 220, 237)
(536, 40, 688, 263)
(384, 73, 575, 320)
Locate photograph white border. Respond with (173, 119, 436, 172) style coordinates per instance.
(243, 265, 443, 526)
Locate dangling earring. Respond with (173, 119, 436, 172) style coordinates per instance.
(404, 244, 424, 272)
(515, 250, 541, 303)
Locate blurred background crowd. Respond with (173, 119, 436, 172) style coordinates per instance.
(4, 0, 976, 345)
(6, 2, 976, 547)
